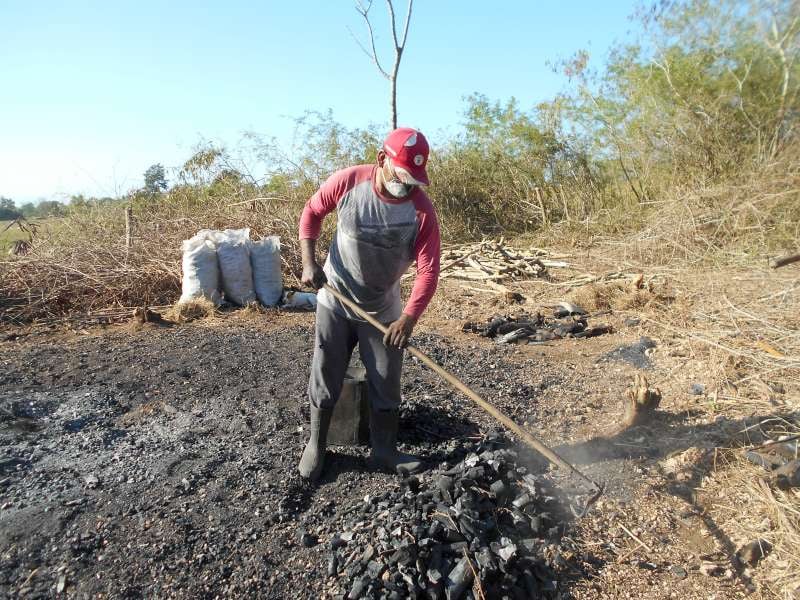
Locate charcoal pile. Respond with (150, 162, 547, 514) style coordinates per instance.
(326, 432, 571, 599)
(463, 302, 612, 345)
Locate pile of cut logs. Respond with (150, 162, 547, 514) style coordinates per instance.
(433, 240, 569, 288)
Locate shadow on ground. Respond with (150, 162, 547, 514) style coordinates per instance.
(557, 408, 799, 593)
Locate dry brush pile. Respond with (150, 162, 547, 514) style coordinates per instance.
(0, 197, 309, 324)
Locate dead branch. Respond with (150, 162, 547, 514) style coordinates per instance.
(352, 0, 414, 128)
(770, 253, 800, 269)
(353, 1, 390, 79)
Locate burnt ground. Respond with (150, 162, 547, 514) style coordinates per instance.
(0, 267, 797, 599)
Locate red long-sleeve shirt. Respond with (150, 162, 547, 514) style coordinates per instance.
(299, 165, 440, 321)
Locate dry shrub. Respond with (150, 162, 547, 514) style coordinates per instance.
(613, 145, 800, 266)
(518, 141, 799, 268)
(571, 280, 676, 312)
(1, 137, 795, 325)
(571, 283, 620, 312)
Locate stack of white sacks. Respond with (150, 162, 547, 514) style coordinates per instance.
(178, 228, 316, 309)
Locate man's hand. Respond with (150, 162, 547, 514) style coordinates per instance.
(301, 260, 327, 290)
(383, 313, 416, 349)
(300, 238, 326, 289)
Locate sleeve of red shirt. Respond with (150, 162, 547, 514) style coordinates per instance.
(403, 193, 441, 320)
(298, 166, 368, 239)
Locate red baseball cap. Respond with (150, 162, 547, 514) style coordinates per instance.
(383, 127, 430, 185)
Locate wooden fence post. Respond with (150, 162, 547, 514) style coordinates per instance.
(125, 206, 133, 249)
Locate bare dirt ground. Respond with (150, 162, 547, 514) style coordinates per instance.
(1, 250, 798, 599)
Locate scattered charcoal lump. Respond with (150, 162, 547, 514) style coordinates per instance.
(328, 432, 569, 599)
(736, 539, 773, 566)
(774, 460, 800, 489)
(743, 438, 800, 488)
(463, 307, 611, 345)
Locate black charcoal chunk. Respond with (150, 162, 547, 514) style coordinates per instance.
(367, 559, 385, 579)
(444, 557, 474, 600)
(348, 576, 369, 599)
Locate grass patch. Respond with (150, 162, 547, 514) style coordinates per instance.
(571, 279, 677, 313)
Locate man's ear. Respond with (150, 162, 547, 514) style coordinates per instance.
(376, 150, 387, 166)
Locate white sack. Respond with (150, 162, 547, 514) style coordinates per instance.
(215, 228, 256, 305)
(250, 236, 282, 306)
(179, 237, 221, 305)
(281, 289, 317, 311)
(199, 228, 250, 247)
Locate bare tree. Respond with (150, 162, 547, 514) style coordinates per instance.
(351, 0, 414, 129)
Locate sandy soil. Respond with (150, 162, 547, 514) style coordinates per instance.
(1, 257, 798, 599)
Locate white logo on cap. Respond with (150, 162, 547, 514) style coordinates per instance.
(413, 154, 424, 166)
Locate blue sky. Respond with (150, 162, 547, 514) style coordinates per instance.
(0, 1, 640, 202)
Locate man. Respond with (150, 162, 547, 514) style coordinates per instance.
(297, 127, 441, 481)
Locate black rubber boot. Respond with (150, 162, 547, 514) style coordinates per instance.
(369, 408, 422, 475)
(298, 406, 333, 481)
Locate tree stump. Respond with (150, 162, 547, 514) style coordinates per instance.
(622, 373, 662, 428)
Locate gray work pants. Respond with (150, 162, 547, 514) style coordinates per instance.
(309, 304, 404, 411)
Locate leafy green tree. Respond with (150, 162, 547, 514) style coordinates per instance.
(178, 147, 224, 186)
(143, 163, 168, 193)
(18, 202, 36, 217)
(35, 200, 66, 217)
(247, 111, 381, 192)
(69, 194, 90, 210)
(560, 0, 800, 198)
(0, 197, 21, 220)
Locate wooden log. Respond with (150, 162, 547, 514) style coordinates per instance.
(539, 260, 569, 268)
(445, 271, 507, 282)
(467, 257, 497, 276)
(402, 249, 479, 280)
(534, 187, 548, 225)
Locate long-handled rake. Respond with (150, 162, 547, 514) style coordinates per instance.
(323, 284, 605, 516)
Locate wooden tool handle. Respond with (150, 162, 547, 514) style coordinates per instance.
(322, 284, 600, 490)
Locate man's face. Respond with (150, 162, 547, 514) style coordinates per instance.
(377, 151, 418, 198)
